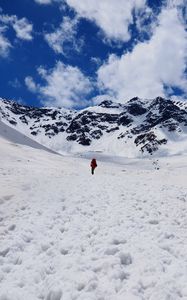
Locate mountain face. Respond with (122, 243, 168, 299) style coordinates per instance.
(1, 96, 187, 157)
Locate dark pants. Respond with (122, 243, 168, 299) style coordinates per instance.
(91, 167, 95, 175)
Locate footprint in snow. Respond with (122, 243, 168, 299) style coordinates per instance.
(61, 206, 66, 211)
(8, 224, 16, 231)
(2, 195, 14, 201)
(163, 232, 175, 240)
(12, 256, 22, 265)
(0, 199, 4, 205)
(59, 227, 65, 234)
(77, 282, 85, 291)
(112, 270, 130, 281)
(17, 281, 25, 288)
(105, 247, 119, 255)
(22, 233, 33, 243)
(111, 238, 127, 245)
(119, 252, 133, 266)
(21, 184, 31, 191)
(60, 248, 69, 255)
(148, 220, 159, 225)
(20, 206, 27, 211)
(177, 196, 186, 202)
(0, 247, 10, 257)
(41, 243, 51, 252)
(46, 288, 62, 300)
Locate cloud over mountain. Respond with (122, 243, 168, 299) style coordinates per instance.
(97, 5, 187, 102)
(25, 61, 93, 108)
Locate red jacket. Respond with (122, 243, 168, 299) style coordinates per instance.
(91, 159, 97, 168)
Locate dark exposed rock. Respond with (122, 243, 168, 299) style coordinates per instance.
(90, 129, 103, 139)
(45, 132, 55, 137)
(9, 120, 17, 125)
(106, 126, 119, 133)
(135, 132, 157, 146)
(55, 121, 68, 127)
(163, 120, 179, 131)
(77, 134, 91, 146)
(118, 132, 126, 139)
(118, 114, 132, 126)
(100, 113, 119, 123)
(66, 120, 82, 133)
(135, 132, 167, 154)
(99, 100, 121, 108)
(66, 134, 77, 141)
(128, 97, 140, 102)
(97, 124, 108, 130)
(59, 127, 65, 132)
(131, 124, 150, 135)
(99, 100, 113, 107)
(31, 131, 38, 136)
(19, 115, 28, 124)
(51, 126, 58, 134)
(127, 103, 147, 116)
(51, 111, 58, 120)
(140, 139, 167, 154)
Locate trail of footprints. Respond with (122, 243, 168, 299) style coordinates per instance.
(0, 180, 186, 300)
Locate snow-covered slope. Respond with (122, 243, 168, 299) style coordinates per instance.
(0, 124, 187, 299)
(0, 119, 57, 154)
(1, 97, 187, 157)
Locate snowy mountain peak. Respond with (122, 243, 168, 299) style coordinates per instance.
(1, 96, 187, 157)
(98, 100, 122, 109)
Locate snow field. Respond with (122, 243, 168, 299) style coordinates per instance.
(0, 137, 187, 299)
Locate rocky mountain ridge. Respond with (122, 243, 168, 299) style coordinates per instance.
(1, 96, 187, 157)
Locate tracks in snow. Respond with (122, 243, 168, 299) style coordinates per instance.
(0, 154, 187, 299)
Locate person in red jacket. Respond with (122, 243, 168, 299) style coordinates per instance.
(90, 158, 97, 175)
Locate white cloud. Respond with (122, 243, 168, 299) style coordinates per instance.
(25, 61, 93, 108)
(12, 18, 33, 41)
(65, 0, 146, 42)
(45, 16, 81, 54)
(25, 76, 38, 92)
(34, 0, 67, 9)
(90, 57, 102, 66)
(97, 6, 187, 102)
(167, 0, 187, 7)
(0, 26, 11, 57)
(0, 14, 33, 41)
(34, 0, 52, 4)
(9, 78, 21, 88)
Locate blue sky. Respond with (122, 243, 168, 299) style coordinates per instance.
(0, 0, 186, 108)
